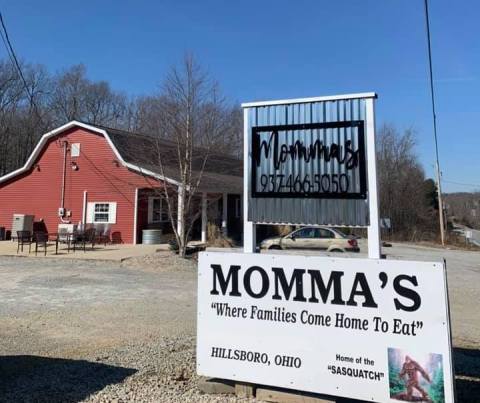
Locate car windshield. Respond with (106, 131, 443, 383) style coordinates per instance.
(332, 228, 348, 238)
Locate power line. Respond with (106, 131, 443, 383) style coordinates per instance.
(0, 21, 14, 65)
(0, 13, 30, 97)
(443, 179, 480, 188)
(0, 11, 43, 123)
(424, 0, 441, 169)
(424, 0, 446, 246)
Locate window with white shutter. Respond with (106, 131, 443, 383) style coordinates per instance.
(86, 202, 117, 224)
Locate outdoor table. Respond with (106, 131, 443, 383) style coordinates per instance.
(45, 230, 93, 253)
(67, 231, 87, 253)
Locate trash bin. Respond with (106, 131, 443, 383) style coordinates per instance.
(142, 229, 163, 245)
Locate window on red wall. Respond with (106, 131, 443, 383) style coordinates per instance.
(71, 143, 81, 157)
(148, 197, 168, 223)
(86, 202, 117, 224)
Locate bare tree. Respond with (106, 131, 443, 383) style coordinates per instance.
(377, 124, 437, 240)
(152, 54, 232, 257)
(0, 61, 53, 175)
(50, 64, 130, 128)
(445, 192, 480, 229)
(127, 95, 166, 134)
(128, 95, 242, 155)
(83, 81, 128, 126)
(0, 60, 24, 175)
(50, 64, 88, 124)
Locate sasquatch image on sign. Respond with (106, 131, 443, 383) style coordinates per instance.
(388, 348, 445, 402)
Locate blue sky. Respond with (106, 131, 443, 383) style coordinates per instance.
(3, 0, 479, 192)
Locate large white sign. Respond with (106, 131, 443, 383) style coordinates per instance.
(197, 252, 454, 403)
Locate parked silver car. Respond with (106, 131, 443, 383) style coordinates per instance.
(260, 227, 359, 252)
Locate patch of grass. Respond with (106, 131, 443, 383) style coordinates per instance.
(206, 223, 235, 248)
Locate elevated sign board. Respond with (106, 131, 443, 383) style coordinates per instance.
(197, 252, 455, 403)
(243, 93, 378, 228)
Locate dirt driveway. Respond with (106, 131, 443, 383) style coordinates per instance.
(0, 253, 205, 403)
(0, 245, 478, 402)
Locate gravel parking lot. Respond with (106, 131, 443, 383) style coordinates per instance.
(0, 245, 478, 402)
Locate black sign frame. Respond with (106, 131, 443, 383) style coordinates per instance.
(251, 121, 367, 199)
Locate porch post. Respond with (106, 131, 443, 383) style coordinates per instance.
(82, 190, 88, 227)
(133, 188, 138, 244)
(177, 185, 184, 238)
(243, 108, 256, 253)
(222, 192, 228, 236)
(201, 192, 207, 243)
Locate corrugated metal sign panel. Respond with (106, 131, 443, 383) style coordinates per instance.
(244, 96, 372, 226)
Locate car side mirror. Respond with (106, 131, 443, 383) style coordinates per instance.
(290, 234, 296, 241)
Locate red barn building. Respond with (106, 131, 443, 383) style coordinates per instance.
(0, 121, 243, 243)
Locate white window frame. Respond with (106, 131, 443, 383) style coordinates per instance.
(71, 143, 81, 157)
(86, 202, 117, 224)
(148, 196, 169, 224)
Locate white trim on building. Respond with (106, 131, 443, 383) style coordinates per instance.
(0, 120, 180, 186)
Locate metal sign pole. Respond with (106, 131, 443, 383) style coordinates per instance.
(365, 97, 381, 259)
(243, 107, 256, 253)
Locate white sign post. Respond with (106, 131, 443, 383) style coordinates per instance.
(197, 93, 454, 403)
(197, 253, 455, 402)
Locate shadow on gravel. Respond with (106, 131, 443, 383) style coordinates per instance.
(0, 355, 137, 402)
(454, 347, 480, 378)
(454, 347, 480, 403)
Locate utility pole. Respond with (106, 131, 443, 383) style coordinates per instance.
(424, 0, 446, 246)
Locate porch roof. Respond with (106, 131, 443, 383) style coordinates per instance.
(102, 125, 243, 194)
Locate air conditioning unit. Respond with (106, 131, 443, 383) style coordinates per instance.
(11, 214, 34, 239)
(57, 223, 77, 242)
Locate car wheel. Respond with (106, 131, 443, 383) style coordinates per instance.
(330, 248, 344, 253)
(269, 245, 282, 250)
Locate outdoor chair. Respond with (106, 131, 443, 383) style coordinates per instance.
(111, 231, 122, 244)
(94, 224, 111, 246)
(70, 228, 96, 252)
(66, 231, 78, 253)
(34, 232, 50, 256)
(16, 230, 33, 253)
(57, 227, 70, 243)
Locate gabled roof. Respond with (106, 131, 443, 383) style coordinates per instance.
(0, 121, 243, 193)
